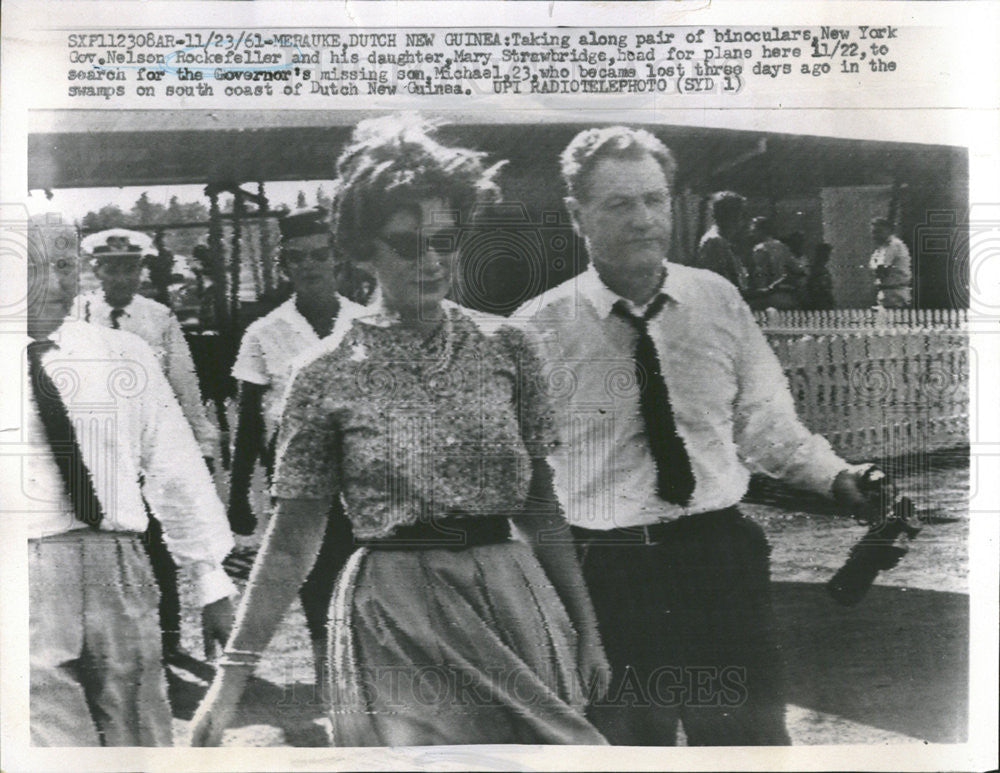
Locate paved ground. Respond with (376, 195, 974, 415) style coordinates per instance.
(170, 453, 969, 747)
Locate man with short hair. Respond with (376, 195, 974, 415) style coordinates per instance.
(518, 126, 881, 746)
(869, 217, 912, 308)
(228, 206, 367, 687)
(76, 229, 219, 460)
(74, 228, 221, 659)
(696, 190, 749, 292)
(13, 221, 235, 746)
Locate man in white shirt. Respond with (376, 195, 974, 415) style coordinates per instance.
(76, 230, 219, 460)
(869, 216, 913, 308)
(74, 229, 221, 659)
(229, 207, 367, 687)
(14, 222, 235, 745)
(517, 127, 880, 746)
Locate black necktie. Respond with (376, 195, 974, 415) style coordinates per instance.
(613, 296, 696, 506)
(110, 308, 124, 329)
(26, 340, 105, 527)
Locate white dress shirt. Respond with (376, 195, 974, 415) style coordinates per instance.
(74, 291, 219, 457)
(231, 294, 367, 442)
(4, 321, 234, 604)
(518, 262, 854, 530)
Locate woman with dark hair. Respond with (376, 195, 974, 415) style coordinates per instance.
(192, 116, 608, 747)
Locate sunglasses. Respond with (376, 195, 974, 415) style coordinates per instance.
(379, 231, 457, 262)
(283, 246, 333, 265)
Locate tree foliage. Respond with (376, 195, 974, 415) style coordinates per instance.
(80, 191, 210, 257)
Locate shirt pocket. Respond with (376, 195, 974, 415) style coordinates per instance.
(665, 346, 738, 431)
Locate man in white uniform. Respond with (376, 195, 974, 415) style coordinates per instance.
(76, 230, 219, 459)
(74, 229, 221, 659)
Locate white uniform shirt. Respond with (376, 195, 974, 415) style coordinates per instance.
(517, 262, 855, 530)
(74, 291, 218, 457)
(231, 294, 367, 442)
(3, 322, 234, 604)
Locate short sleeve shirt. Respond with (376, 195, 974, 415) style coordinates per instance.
(233, 297, 318, 441)
(272, 301, 556, 540)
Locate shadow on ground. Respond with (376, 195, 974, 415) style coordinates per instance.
(168, 670, 329, 746)
(773, 581, 968, 743)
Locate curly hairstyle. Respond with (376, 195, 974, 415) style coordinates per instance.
(332, 114, 505, 266)
(560, 126, 677, 202)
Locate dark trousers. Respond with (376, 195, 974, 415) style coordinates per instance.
(574, 508, 790, 746)
(298, 499, 356, 642)
(142, 517, 182, 654)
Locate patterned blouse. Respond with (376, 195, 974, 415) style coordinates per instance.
(272, 300, 557, 539)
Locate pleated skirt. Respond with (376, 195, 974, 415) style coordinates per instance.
(327, 540, 607, 746)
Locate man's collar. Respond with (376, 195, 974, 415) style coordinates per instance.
(285, 292, 367, 332)
(580, 261, 689, 320)
(83, 291, 134, 315)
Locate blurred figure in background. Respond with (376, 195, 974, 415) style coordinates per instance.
(189, 242, 219, 329)
(144, 231, 175, 308)
(745, 216, 806, 310)
(803, 242, 836, 310)
(869, 216, 912, 308)
(696, 191, 750, 293)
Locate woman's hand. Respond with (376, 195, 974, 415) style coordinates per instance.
(577, 625, 612, 705)
(189, 666, 251, 746)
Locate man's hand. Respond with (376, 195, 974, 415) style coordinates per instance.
(833, 466, 895, 521)
(201, 597, 234, 660)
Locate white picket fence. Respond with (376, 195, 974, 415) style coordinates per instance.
(754, 308, 968, 330)
(758, 310, 968, 461)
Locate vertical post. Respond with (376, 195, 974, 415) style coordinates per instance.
(257, 182, 274, 297)
(247, 218, 262, 299)
(150, 228, 173, 308)
(230, 189, 244, 335)
(207, 188, 228, 332)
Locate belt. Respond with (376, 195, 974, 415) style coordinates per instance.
(357, 514, 511, 552)
(878, 283, 911, 290)
(571, 507, 741, 546)
(571, 521, 676, 546)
